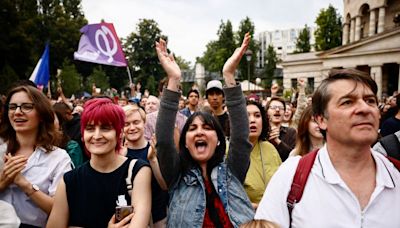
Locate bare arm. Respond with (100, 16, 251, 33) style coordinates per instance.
(291, 78, 307, 129)
(46, 178, 69, 228)
(129, 166, 152, 228)
(14, 173, 54, 214)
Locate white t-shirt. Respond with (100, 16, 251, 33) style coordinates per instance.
(0, 144, 72, 227)
(255, 145, 400, 228)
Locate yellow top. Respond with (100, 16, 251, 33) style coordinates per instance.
(244, 140, 282, 204)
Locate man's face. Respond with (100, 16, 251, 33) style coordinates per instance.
(188, 92, 199, 106)
(145, 96, 159, 114)
(124, 111, 145, 143)
(267, 100, 285, 125)
(206, 89, 224, 110)
(315, 80, 380, 146)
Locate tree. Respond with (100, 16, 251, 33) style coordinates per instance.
(264, 45, 279, 88)
(123, 19, 167, 94)
(236, 17, 258, 81)
(59, 59, 82, 97)
(87, 67, 110, 93)
(0, 0, 87, 93)
(0, 64, 19, 94)
(198, 20, 236, 73)
(294, 25, 311, 53)
(314, 5, 342, 51)
(174, 56, 191, 70)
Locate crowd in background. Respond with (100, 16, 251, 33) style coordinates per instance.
(1, 35, 400, 228)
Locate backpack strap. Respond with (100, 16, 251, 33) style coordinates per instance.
(286, 149, 319, 227)
(387, 156, 400, 171)
(125, 159, 137, 196)
(380, 134, 400, 160)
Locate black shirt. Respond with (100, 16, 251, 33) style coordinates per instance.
(64, 158, 148, 228)
(127, 144, 169, 222)
(217, 112, 230, 138)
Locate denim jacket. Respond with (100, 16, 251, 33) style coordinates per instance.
(156, 85, 254, 227)
(168, 163, 254, 227)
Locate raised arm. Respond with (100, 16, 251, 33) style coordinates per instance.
(291, 78, 307, 129)
(223, 33, 253, 183)
(155, 38, 182, 188)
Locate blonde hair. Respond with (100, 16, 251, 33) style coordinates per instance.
(240, 219, 280, 228)
(122, 104, 146, 122)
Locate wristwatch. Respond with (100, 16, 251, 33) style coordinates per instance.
(27, 184, 40, 197)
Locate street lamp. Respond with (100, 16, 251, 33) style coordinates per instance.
(245, 50, 253, 92)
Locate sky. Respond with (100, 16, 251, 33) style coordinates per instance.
(81, 0, 343, 65)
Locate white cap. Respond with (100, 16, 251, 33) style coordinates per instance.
(206, 80, 223, 92)
(116, 195, 128, 206)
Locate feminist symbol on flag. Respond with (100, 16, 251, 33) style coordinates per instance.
(74, 23, 127, 67)
(95, 25, 118, 63)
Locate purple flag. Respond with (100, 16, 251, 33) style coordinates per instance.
(74, 23, 127, 67)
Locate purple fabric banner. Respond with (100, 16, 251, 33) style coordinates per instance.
(74, 23, 127, 67)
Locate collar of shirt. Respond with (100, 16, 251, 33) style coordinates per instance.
(316, 145, 395, 189)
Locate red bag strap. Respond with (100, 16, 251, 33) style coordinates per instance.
(387, 156, 400, 171)
(286, 149, 319, 227)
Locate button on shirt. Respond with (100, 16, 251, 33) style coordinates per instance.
(255, 145, 400, 228)
(0, 144, 72, 227)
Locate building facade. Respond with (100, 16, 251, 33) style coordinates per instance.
(282, 0, 400, 100)
(256, 27, 316, 68)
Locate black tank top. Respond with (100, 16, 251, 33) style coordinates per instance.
(64, 158, 148, 228)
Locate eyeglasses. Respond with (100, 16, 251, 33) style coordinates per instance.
(8, 103, 35, 114)
(269, 105, 285, 111)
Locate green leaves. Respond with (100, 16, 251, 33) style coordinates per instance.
(295, 25, 311, 53)
(314, 5, 342, 51)
(123, 19, 167, 95)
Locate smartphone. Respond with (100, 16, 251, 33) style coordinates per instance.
(115, 205, 133, 222)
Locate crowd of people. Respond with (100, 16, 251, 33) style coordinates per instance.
(1, 33, 400, 228)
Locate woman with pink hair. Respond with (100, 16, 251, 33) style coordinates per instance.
(48, 98, 152, 228)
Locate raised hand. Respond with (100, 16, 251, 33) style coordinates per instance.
(271, 83, 279, 97)
(147, 135, 157, 161)
(298, 78, 306, 91)
(222, 32, 251, 86)
(155, 38, 181, 92)
(107, 213, 134, 228)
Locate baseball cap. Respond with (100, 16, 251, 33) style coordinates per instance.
(129, 97, 140, 104)
(206, 80, 223, 92)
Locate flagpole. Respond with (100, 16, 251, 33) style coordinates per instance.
(126, 66, 133, 85)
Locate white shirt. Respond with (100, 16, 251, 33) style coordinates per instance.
(255, 145, 400, 228)
(0, 144, 72, 227)
(0, 200, 20, 228)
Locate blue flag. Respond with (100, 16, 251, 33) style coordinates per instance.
(29, 43, 50, 88)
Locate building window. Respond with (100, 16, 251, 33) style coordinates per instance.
(307, 77, 314, 93)
(290, 29, 296, 41)
(291, 78, 297, 90)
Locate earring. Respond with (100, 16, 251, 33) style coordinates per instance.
(217, 141, 220, 146)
